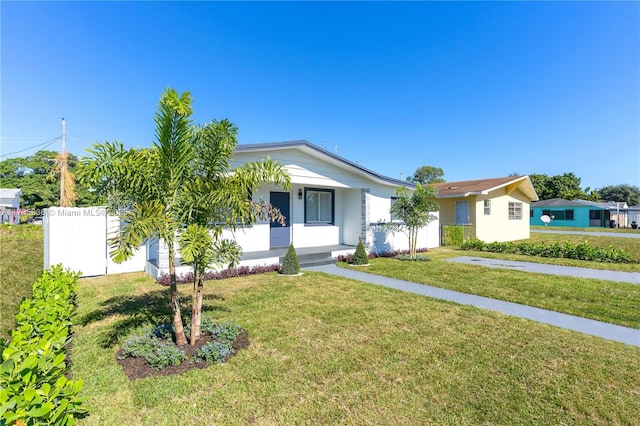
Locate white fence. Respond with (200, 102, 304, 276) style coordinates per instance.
(44, 207, 147, 277)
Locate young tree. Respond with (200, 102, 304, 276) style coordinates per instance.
(406, 165, 445, 184)
(387, 184, 439, 259)
(79, 88, 290, 346)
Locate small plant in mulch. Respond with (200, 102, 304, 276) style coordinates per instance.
(352, 238, 370, 266)
(394, 254, 430, 261)
(280, 244, 301, 275)
(116, 316, 249, 380)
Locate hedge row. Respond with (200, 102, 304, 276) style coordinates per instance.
(0, 265, 88, 425)
(460, 238, 632, 263)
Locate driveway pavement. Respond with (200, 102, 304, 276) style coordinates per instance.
(304, 263, 640, 347)
(532, 229, 640, 238)
(445, 256, 640, 284)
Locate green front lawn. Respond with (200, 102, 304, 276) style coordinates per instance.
(0, 224, 44, 340)
(72, 271, 639, 425)
(347, 248, 640, 329)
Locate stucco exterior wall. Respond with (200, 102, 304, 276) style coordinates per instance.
(529, 206, 604, 228)
(438, 189, 531, 243)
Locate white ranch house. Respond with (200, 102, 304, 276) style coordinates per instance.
(45, 141, 440, 278)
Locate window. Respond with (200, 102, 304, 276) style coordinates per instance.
(590, 210, 601, 220)
(390, 197, 399, 222)
(508, 202, 523, 220)
(305, 188, 334, 224)
(554, 211, 566, 221)
(484, 200, 491, 216)
(530, 209, 534, 218)
(565, 210, 574, 220)
(542, 210, 551, 217)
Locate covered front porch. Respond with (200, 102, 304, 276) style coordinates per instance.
(145, 244, 357, 279)
(240, 244, 356, 268)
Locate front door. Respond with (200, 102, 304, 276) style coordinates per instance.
(455, 201, 469, 225)
(270, 191, 290, 247)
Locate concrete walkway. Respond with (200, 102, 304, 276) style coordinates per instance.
(532, 229, 640, 238)
(445, 256, 640, 284)
(304, 264, 640, 347)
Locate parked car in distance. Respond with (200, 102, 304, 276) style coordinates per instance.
(28, 217, 43, 225)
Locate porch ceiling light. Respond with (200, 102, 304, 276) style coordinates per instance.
(298, 188, 303, 200)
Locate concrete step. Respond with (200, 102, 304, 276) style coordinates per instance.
(279, 251, 336, 268)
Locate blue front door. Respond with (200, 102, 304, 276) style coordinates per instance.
(270, 191, 290, 247)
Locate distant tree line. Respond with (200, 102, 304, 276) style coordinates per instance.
(0, 150, 104, 212)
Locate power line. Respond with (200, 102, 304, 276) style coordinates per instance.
(0, 136, 62, 158)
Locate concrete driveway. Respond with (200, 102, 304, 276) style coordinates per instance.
(445, 256, 640, 284)
(532, 229, 640, 238)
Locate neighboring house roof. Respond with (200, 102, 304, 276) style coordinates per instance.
(573, 199, 628, 210)
(531, 198, 588, 208)
(0, 188, 22, 208)
(235, 140, 415, 188)
(431, 176, 538, 201)
(0, 188, 22, 198)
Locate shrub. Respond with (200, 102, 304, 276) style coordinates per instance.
(117, 316, 245, 370)
(157, 263, 281, 286)
(352, 238, 369, 265)
(194, 342, 233, 364)
(461, 239, 632, 263)
(280, 244, 300, 275)
(0, 266, 88, 425)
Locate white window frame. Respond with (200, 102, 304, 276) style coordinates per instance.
(484, 200, 491, 216)
(305, 188, 334, 225)
(508, 202, 523, 220)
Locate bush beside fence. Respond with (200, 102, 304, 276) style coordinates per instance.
(0, 265, 88, 425)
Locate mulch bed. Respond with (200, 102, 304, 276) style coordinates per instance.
(116, 332, 251, 380)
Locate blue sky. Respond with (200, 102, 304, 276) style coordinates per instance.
(2, 1, 638, 190)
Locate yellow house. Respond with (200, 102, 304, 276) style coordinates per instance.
(432, 176, 539, 242)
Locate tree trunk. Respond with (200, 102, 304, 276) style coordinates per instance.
(168, 247, 188, 346)
(191, 274, 204, 345)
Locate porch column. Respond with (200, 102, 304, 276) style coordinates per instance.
(360, 188, 370, 246)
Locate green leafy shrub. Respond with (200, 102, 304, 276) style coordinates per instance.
(118, 316, 245, 370)
(443, 225, 464, 246)
(0, 265, 88, 425)
(194, 342, 233, 364)
(461, 239, 632, 263)
(280, 244, 300, 275)
(352, 238, 369, 265)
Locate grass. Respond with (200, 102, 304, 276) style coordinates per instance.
(72, 272, 640, 425)
(0, 224, 44, 340)
(348, 250, 640, 328)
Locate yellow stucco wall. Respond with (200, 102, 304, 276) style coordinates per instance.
(437, 188, 531, 242)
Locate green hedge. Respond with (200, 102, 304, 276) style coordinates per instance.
(0, 265, 88, 425)
(461, 238, 632, 263)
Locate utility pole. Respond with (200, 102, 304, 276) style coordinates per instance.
(60, 117, 66, 206)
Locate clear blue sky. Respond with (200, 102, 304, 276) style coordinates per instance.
(2, 1, 638, 190)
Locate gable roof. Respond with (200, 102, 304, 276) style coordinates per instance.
(0, 188, 22, 198)
(531, 198, 588, 207)
(235, 140, 415, 188)
(431, 176, 538, 201)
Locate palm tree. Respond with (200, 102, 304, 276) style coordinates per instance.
(79, 88, 290, 345)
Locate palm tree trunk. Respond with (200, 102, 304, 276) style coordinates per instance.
(168, 247, 188, 346)
(191, 274, 204, 346)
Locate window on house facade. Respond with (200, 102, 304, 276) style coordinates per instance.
(565, 210, 574, 220)
(390, 197, 399, 222)
(508, 202, 523, 220)
(530, 209, 534, 218)
(305, 188, 334, 224)
(484, 200, 491, 216)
